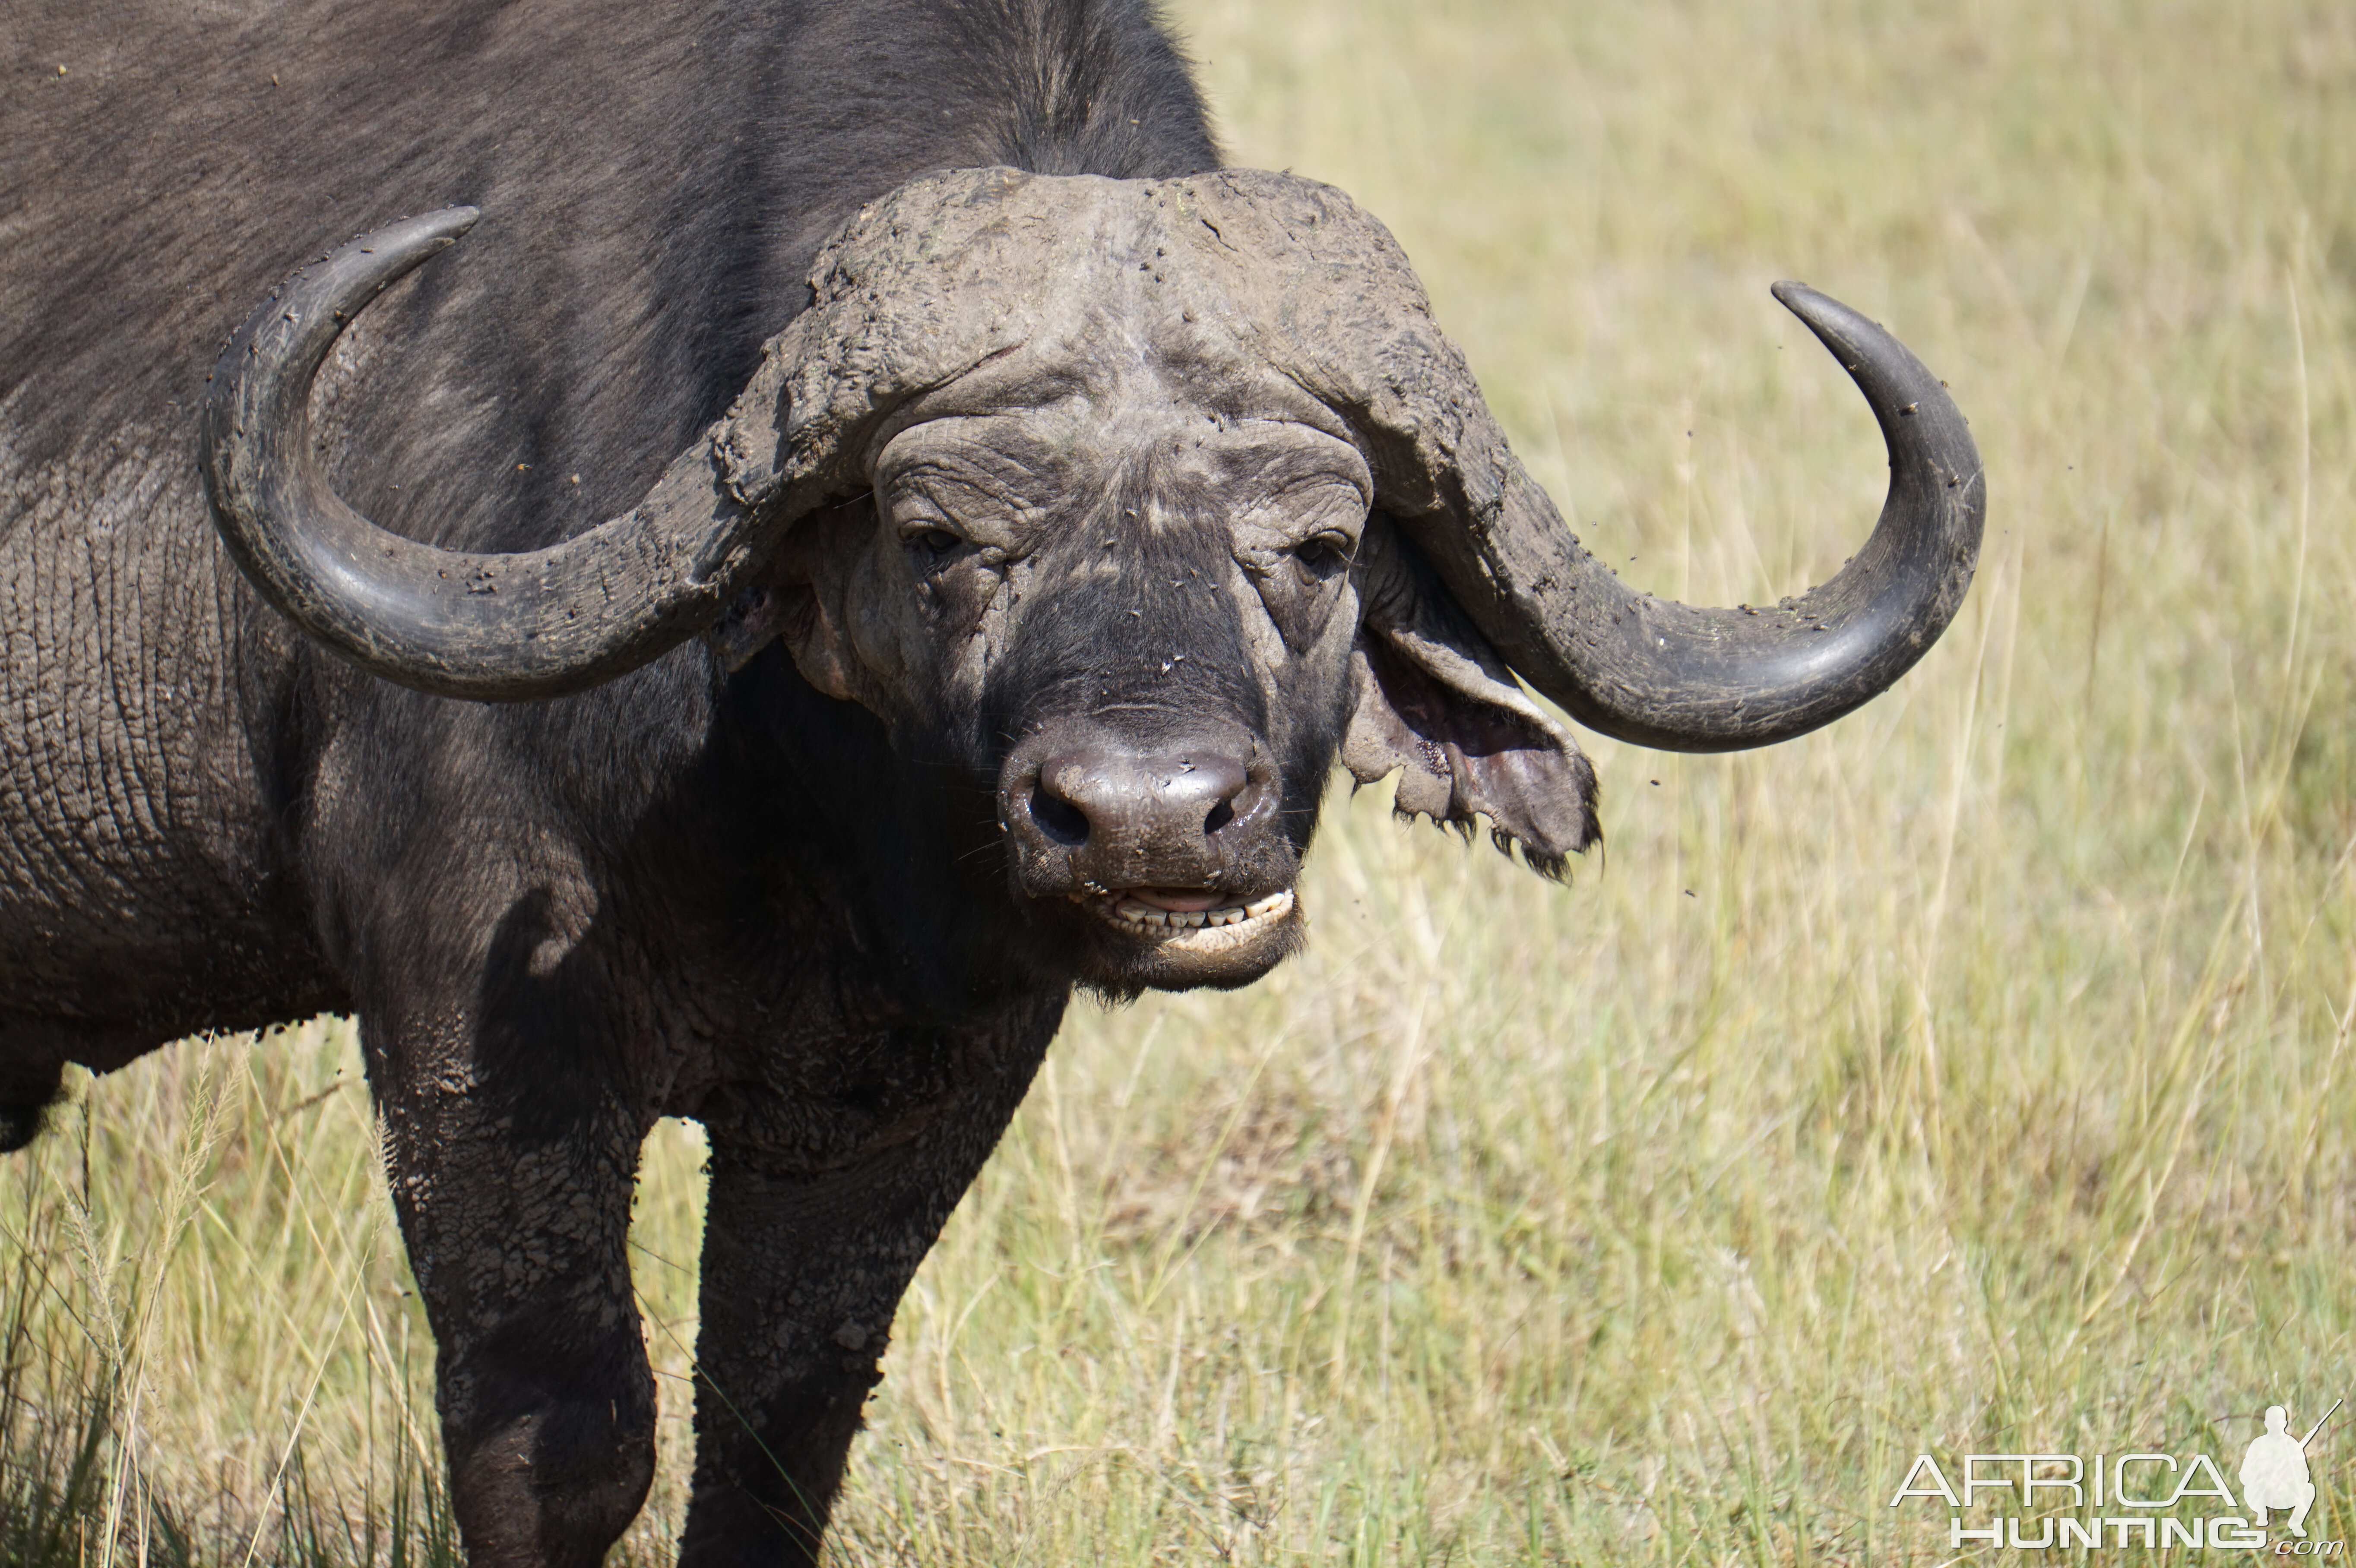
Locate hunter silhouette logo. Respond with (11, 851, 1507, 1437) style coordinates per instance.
(1888, 1396, 2343, 1552)
(2244, 1400, 2340, 1539)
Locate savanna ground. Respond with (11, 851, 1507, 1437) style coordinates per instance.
(9, 1, 2356, 1562)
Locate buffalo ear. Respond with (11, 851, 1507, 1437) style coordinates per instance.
(1341, 519, 1600, 876)
(705, 496, 872, 705)
(708, 580, 862, 702)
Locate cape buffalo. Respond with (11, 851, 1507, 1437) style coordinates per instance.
(1, 0, 1983, 1561)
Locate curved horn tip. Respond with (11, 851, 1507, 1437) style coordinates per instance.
(1770, 279, 1876, 343)
(360, 205, 482, 259)
(419, 204, 481, 240)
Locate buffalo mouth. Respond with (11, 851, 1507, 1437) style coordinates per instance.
(1043, 884, 1303, 992)
(1084, 886, 1295, 940)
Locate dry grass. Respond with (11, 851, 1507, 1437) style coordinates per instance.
(10, 0, 2356, 1561)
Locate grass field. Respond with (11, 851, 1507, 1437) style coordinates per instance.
(9, 0, 2356, 1562)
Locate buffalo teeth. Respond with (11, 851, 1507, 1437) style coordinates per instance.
(1107, 889, 1294, 930)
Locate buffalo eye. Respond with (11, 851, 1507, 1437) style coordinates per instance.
(1292, 532, 1353, 582)
(902, 524, 962, 561)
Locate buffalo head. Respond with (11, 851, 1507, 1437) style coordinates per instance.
(202, 168, 1983, 994)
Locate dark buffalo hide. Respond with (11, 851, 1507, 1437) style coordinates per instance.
(0, 1, 1981, 1563)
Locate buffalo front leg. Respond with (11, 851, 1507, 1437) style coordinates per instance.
(371, 1009, 659, 1567)
(676, 1011, 1058, 1565)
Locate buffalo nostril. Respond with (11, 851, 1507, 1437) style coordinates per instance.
(1029, 786, 1091, 847)
(1026, 745, 1252, 858)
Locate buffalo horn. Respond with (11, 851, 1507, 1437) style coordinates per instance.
(1394, 285, 1986, 753)
(201, 210, 771, 701)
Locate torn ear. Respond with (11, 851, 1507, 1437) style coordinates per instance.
(703, 496, 869, 703)
(1341, 517, 1600, 876)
